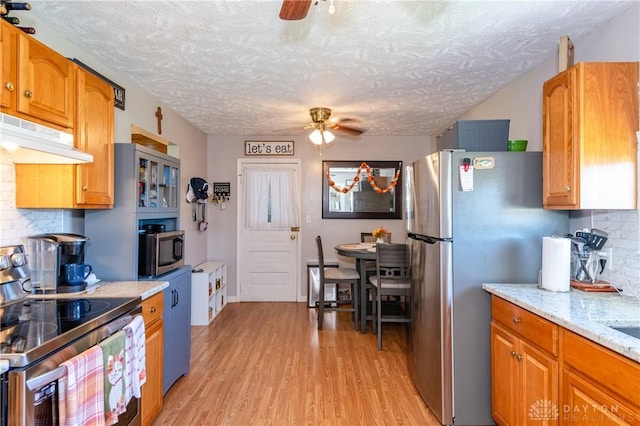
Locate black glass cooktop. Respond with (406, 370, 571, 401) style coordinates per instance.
(0, 297, 140, 367)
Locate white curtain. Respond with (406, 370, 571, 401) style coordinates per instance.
(244, 167, 299, 229)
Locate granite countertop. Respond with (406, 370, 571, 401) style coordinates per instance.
(28, 280, 168, 301)
(482, 283, 640, 363)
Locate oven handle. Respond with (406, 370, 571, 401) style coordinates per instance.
(26, 365, 68, 391)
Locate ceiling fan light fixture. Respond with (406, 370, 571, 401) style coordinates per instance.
(309, 129, 335, 145)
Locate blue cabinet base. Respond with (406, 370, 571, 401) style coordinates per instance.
(159, 265, 192, 394)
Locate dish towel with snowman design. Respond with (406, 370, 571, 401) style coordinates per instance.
(99, 330, 127, 425)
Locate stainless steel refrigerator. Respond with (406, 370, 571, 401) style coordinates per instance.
(405, 151, 568, 425)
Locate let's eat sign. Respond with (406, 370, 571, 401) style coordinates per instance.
(245, 140, 294, 156)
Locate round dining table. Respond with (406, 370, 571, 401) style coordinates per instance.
(334, 242, 377, 333)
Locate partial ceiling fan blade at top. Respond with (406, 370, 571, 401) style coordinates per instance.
(279, 0, 312, 20)
(332, 122, 368, 136)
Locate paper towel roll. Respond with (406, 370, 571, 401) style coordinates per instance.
(541, 236, 571, 292)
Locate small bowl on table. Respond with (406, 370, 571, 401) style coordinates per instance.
(507, 139, 528, 151)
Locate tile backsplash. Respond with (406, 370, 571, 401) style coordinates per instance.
(1, 159, 64, 246)
(592, 209, 640, 295)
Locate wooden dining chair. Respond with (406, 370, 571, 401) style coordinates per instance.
(368, 242, 411, 350)
(315, 236, 360, 331)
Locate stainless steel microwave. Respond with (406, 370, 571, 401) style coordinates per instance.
(138, 230, 185, 277)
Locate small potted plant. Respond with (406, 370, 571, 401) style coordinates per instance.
(372, 227, 391, 244)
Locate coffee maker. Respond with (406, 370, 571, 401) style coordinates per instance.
(27, 233, 90, 293)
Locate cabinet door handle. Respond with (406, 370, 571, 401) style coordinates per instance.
(510, 350, 523, 361)
(150, 306, 156, 313)
(24, 89, 33, 98)
(5, 82, 14, 91)
(82, 185, 88, 191)
(512, 317, 521, 323)
(564, 186, 571, 192)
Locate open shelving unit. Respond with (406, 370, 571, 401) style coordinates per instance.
(191, 261, 227, 325)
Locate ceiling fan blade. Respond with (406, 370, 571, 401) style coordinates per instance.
(279, 0, 311, 20)
(332, 123, 368, 136)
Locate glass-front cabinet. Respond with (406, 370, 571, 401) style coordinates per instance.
(134, 146, 180, 214)
(162, 162, 179, 209)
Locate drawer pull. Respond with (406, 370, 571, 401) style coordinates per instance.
(512, 317, 521, 323)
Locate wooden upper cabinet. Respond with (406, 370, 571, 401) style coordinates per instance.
(75, 68, 114, 207)
(0, 20, 75, 129)
(1, 20, 18, 109)
(15, 66, 114, 209)
(542, 62, 639, 210)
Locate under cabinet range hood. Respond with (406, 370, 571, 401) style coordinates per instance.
(0, 113, 93, 164)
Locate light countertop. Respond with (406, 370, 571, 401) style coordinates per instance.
(28, 280, 168, 301)
(482, 283, 640, 363)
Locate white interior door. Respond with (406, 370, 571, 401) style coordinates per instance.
(237, 159, 301, 301)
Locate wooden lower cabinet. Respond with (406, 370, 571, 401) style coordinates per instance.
(561, 370, 638, 425)
(491, 296, 560, 426)
(491, 322, 559, 426)
(140, 292, 164, 426)
(561, 329, 640, 426)
(491, 296, 640, 426)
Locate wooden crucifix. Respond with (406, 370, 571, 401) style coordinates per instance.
(155, 106, 163, 134)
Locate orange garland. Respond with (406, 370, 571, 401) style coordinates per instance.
(325, 162, 400, 194)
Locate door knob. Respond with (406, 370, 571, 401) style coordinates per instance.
(290, 234, 296, 240)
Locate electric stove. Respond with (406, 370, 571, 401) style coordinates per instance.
(0, 296, 140, 368)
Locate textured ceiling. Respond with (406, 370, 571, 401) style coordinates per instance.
(28, 0, 636, 137)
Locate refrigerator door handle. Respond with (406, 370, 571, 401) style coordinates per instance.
(407, 232, 452, 244)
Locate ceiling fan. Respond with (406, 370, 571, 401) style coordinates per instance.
(305, 107, 367, 145)
(279, 0, 335, 20)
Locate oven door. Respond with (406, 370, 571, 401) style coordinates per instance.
(7, 312, 142, 426)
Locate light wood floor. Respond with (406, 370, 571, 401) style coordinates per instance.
(155, 302, 440, 425)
